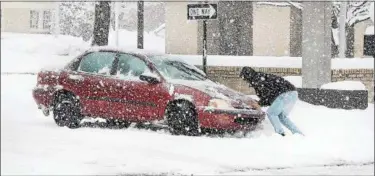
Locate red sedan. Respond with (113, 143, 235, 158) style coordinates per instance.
(32, 47, 265, 136)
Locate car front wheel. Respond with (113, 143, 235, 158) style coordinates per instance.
(166, 100, 200, 136)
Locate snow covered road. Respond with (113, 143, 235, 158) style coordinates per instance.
(1, 74, 374, 175)
(1, 32, 374, 175)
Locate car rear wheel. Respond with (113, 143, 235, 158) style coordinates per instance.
(166, 100, 200, 136)
(53, 93, 83, 129)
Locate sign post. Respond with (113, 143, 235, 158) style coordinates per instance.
(187, 3, 217, 74)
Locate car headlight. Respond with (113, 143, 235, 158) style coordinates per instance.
(208, 99, 232, 109)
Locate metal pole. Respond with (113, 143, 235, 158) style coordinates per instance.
(115, 1, 120, 47)
(137, 0, 144, 49)
(203, 20, 207, 74)
(302, 2, 332, 88)
(339, 1, 347, 58)
(54, 1, 60, 38)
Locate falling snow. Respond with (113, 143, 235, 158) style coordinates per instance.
(1, 1, 374, 175)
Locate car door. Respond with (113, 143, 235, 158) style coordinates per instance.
(61, 51, 117, 118)
(106, 53, 171, 122)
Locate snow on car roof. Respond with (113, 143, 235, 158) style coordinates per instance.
(85, 46, 186, 62)
(84, 46, 207, 76)
(86, 46, 165, 56)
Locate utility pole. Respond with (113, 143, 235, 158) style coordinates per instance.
(54, 1, 60, 38)
(339, 2, 347, 58)
(137, 0, 144, 49)
(114, 1, 120, 47)
(302, 2, 332, 88)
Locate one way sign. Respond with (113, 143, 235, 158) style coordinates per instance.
(187, 3, 218, 20)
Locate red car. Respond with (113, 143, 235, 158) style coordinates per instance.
(32, 47, 265, 135)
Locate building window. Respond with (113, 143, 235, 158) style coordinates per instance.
(43, 10, 51, 29)
(30, 10, 39, 29)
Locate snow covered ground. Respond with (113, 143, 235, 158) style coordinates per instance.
(1, 74, 374, 175)
(1, 32, 374, 175)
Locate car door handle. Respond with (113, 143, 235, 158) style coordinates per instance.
(68, 74, 84, 82)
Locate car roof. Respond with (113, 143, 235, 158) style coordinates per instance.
(85, 46, 186, 63)
(84, 46, 207, 77)
(85, 46, 165, 57)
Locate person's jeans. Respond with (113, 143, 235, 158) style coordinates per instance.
(266, 91, 303, 135)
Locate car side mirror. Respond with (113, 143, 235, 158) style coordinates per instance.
(139, 72, 161, 84)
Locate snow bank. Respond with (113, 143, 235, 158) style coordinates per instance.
(284, 76, 302, 88)
(1, 32, 374, 74)
(321, 81, 367, 90)
(2, 32, 374, 75)
(1, 32, 88, 56)
(173, 55, 374, 69)
(284, 76, 368, 91)
(1, 31, 164, 73)
(1, 33, 86, 73)
(1, 74, 374, 175)
(366, 26, 374, 35)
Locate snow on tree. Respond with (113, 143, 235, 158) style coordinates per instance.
(260, 1, 373, 58)
(332, 1, 372, 57)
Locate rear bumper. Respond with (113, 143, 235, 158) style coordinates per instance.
(197, 107, 266, 130)
(32, 87, 55, 116)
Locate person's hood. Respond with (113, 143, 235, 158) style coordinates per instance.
(240, 67, 257, 82)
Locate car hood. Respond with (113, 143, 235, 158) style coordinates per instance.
(168, 79, 253, 106)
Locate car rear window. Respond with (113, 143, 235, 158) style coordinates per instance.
(78, 52, 116, 75)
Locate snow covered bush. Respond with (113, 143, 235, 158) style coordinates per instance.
(59, 2, 95, 41)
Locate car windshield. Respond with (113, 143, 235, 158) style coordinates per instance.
(149, 56, 207, 81)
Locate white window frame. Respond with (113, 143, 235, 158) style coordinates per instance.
(42, 10, 51, 30)
(30, 10, 39, 29)
(29, 9, 53, 33)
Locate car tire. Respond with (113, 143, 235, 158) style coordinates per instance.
(106, 118, 131, 129)
(166, 100, 200, 136)
(53, 93, 83, 129)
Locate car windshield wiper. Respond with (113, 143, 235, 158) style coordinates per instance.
(168, 61, 206, 80)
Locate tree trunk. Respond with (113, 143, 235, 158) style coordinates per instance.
(331, 11, 339, 58)
(137, 1, 144, 49)
(290, 5, 302, 57)
(345, 25, 355, 58)
(331, 30, 339, 58)
(92, 1, 111, 46)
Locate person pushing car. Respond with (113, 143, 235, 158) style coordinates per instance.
(240, 67, 304, 136)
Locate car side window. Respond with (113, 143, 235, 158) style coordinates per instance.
(77, 52, 116, 75)
(116, 54, 150, 79)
